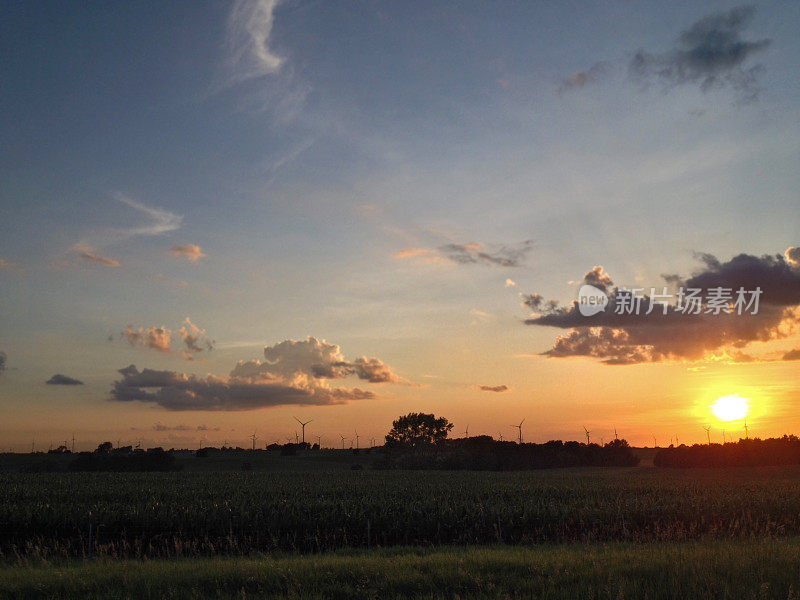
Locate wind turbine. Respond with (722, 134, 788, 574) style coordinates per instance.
(354, 430, 360, 450)
(315, 435, 322, 448)
(703, 426, 711, 445)
(583, 427, 591, 445)
(510, 419, 525, 444)
(722, 429, 726, 444)
(294, 417, 313, 444)
(744, 418, 749, 439)
(614, 427, 619, 441)
(71, 434, 76, 453)
(652, 435, 657, 448)
(464, 425, 469, 438)
(249, 430, 258, 450)
(340, 434, 347, 450)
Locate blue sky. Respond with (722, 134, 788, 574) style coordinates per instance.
(1, 1, 798, 450)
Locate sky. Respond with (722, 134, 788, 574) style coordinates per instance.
(1, 1, 798, 451)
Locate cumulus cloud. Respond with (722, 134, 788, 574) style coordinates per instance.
(525, 250, 800, 365)
(178, 318, 215, 360)
(786, 246, 800, 266)
(74, 245, 121, 268)
(396, 240, 533, 268)
(109, 337, 402, 410)
(582, 265, 614, 292)
(477, 384, 509, 393)
(122, 325, 172, 353)
(120, 318, 214, 359)
(46, 374, 84, 385)
(225, 0, 284, 84)
(629, 6, 771, 102)
(169, 244, 206, 262)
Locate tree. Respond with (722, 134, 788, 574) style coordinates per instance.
(385, 412, 453, 448)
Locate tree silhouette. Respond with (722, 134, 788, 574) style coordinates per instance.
(385, 412, 453, 448)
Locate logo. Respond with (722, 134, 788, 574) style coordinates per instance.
(578, 284, 608, 316)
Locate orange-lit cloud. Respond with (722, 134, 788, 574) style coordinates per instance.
(110, 337, 402, 411)
(396, 240, 533, 267)
(525, 249, 800, 365)
(122, 325, 172, 353)
(74, 245, 121, 267)
(169, 244, 206, 262)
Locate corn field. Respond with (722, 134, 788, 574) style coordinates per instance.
(3, 467, 800, 560)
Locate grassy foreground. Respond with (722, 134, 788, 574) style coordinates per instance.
(4, 539, 800, 599)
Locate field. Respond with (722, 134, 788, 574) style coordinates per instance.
(3, 463, 800, 597)
(4, 539, 800, 599)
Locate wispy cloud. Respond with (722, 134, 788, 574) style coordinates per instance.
(475, 384, 509, 393)
(114, 193, 182, 239)
(74, 245, 121, 268)
(396, 240, 533, 268)
(225, 0, 284, 85)
(169, 244, 206, 262)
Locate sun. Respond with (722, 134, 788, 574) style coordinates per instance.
(711, 394, 749, 422)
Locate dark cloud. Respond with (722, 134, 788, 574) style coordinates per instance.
(629, 6, 771, 102)
(178, 318, 215, 360)
(396, 240, 533, 268)
(559, 61, 610, 92)
(46, 374, 84, 385)
(783, 349, 800, 361)
(478, 384, 509, 393)
(525, 250, 800, 364)
(110, 338, 402, 411)
(582, 266, 614, 293)
(786, 246, 800, 266)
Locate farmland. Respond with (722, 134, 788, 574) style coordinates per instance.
(4, 465, 800, 560)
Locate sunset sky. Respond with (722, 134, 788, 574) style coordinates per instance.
(1, 1, 798, 451)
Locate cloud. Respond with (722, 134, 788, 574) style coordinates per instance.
(0, 351, 6, 376)
(46, 374, 84, 385)
(477, 384, 509, 393)
(783, 349, 800, 361)
(225, 0, 284, 84)
(74, 245, 121, 267)
(109, 337, 402, 410)
(396, 240, 533, 268)
(169, 244, 207, 262)
(115, 194, 183, 239)
(524, 250, 800, 365)
(505, 279, 516, 287)
(178, 318, 215, 360)
(120, 318, 214, 359)
(629, 6, 771, 102)
(582, 266, 614, 292)
(122, 325, 172, 353)
(559, 61, 609, 92)
(786, 246, 800, 266)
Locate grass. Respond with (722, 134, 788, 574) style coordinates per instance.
(3, 538, 800, 599)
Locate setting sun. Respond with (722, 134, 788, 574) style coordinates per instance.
(711, 394, 750, 422)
